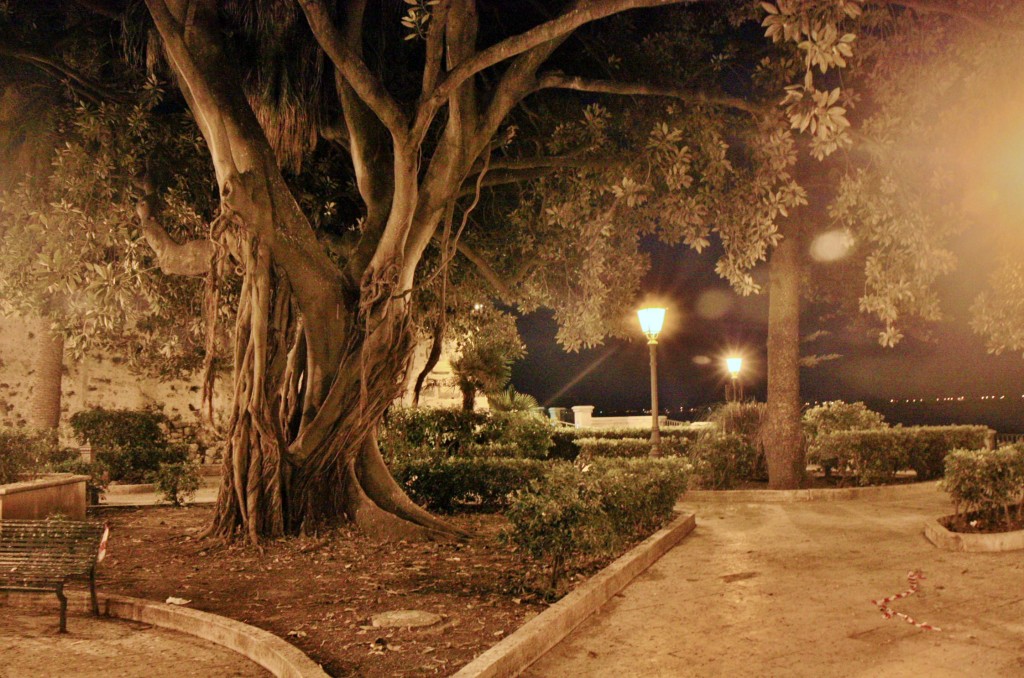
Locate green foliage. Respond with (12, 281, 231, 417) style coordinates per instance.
(0, 89, 224, 376)
(808, 426, 992, 485)
(688, 433, 759, 490)
(0, 429, 57, 484)
(971, 261, 1024, 358)
(380, 407, 552, 464)
(705, 402, 766, 441)
(488, 388, 540, 413)
(802, 400, 887, 440)
(575, 437, 688, 460)
(573, 426, 703, 442)
(69, 408, 185, 483)
(505, 459, 688, 592)
(450, 308, 525, 407)
(150, 459, 201, 507)
(392, 457, 553, 513)
(942, 447, 1024, 523)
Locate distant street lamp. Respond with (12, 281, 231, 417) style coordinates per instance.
(637, 307, 666, 457)
(726, 356, 743, 402)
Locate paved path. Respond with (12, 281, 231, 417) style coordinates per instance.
(0, 605, 267, 677)
(525, 485, 1024, 677)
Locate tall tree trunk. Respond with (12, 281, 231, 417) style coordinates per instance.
(28, 318, 63, 431)
(461, 381, 476, 412)
(764, 227, 805, 489)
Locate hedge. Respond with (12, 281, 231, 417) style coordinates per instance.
(0, 429, 56, 484)
(391, 457, 553, 512)
(380, 407, 552, 463)
(505, 458, 689, 591)
(687, 433, 760, 489)
(575, 436, 689, 460)
(942, 446, 1024, 524)
(807, 425, 992, 485)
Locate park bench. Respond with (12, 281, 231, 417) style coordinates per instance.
(0, 519, 107, 633)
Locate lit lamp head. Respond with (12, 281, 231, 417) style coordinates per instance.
(726, 356, 742, 378)
(637, 307, 666, 344)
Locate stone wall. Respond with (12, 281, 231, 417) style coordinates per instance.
(0, 317, 228, 444)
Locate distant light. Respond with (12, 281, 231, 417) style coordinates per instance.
(809, 229, 854, 262)
(726, 356, 742, 376)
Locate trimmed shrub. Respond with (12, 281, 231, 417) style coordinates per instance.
(505, 458, 688, 592)
(504, 465, 616, 592)
(809, 425, 993, 485)
(802, 400, 887, 440)
(942, 446, 1024, 524)
(572, 426, 702, 442)
(586, 457, 690, 540)
(0, 429, 56, 484)
(392, 457, 553, 512)
(903, 426, 991, 480)
(688, 433, 759, 489)
(549, 429, 582, 461)
(575, 436, 688, 460)
(69, 408, 186, 483)
(702, 402, 767, 481)
(380, 407, 552, 463)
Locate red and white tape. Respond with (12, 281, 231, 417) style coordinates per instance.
(871, 570, 940, 632)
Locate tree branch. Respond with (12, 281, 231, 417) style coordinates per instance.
(535, 73, 768, 116)
(297, 0, 409, 137)
(426, 0, 697, 109)
(0, 38, 128, 104)
(453, 241, 515, 302)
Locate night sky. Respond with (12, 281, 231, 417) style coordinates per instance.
(511, 230, 1024, 433)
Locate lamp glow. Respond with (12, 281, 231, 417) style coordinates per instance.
(726, 357, 742, 377)
(637, 307, 666, 343)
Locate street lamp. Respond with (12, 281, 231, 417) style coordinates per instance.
(725, 356, 743, 402)
(637, 306, 666, 457)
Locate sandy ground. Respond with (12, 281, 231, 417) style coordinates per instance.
(525, 484, 1024, 677)
(0, 604, 268, 678)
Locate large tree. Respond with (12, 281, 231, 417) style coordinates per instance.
(126, 0, 830, 541)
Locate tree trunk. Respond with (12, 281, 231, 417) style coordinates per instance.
(460, 381, 476, 412)
(28, 318, 63, 431)
(764, 228, 805, 489)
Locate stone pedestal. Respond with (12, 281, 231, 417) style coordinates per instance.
(571, 405, 594, 428)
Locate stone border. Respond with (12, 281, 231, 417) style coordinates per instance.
(923, 517, 1024, 552)
(683, 481, 939, 503)
(452, 510, 697, 678)
(99, 594, 329, 677)
(105, 476, 219, 495)
(0, 591, 328, 677)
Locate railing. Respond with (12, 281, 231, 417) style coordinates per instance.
(995, 433, 1024, 446)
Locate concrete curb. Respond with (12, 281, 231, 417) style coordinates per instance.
(101, 594, 329, 678)
(452, 510, 697, 678)
(684, 481, 940, 503)
(923, 517, 1024, 552)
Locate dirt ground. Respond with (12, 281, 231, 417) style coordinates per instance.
(91, 506, 552, 677)
(0, 606, 267, 678)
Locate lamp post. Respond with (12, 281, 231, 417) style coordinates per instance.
(726, 356, 743, 402)
(637, 307, 666, 457)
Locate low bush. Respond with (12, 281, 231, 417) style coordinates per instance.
(573, 426, 702, 442)
(505, 458, 688, 592)
(0, 429, 56, 484)
(942, 446, 1024, 524)
(69, 408, 185, 483)
(687, 433, 759, 489)
(809, 425, 993, 485)
(150, 457, 201, 506)
(392, 457, 553, 512)
(702, 402, 767, 481)
(380, 407, 552, 463)
(802, 401, 887, 440)
(575, 437, 688, 460)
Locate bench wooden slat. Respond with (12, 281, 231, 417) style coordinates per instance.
(0, 519, 107, 632)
